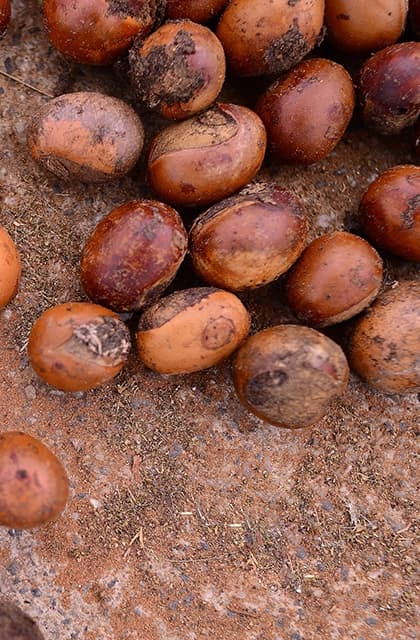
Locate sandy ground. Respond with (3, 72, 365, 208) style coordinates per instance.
(0, 2, 419, 639)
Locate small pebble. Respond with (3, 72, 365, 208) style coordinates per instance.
(24, 384, 36, 401)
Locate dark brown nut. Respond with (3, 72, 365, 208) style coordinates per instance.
(80, 200, 188, 311)
(256, 58, 355, 165)
(43, 0, 165, 65)
(286, 231, 383, 327)
(28, 302, 131, 391)
(129, 20, 226, 120)
(0, 431, 69, 529)
(27, 92, 144, 183)
(216, 0, 325, 77)
(359, 42, 420, 135)
(136, 287, 251, 374)
(347, 280, 420, 394)
(166, 0, 228, 23)
(232, 325, 349, 429)
(409, 0, 420, 37)
(359, 165, 420, 262)
(147, 103, 267, 207)
(325, 0, 408, 54)
(0, 0, 11, 35)
(0, 225, 21, 309)
(0, 599, 44, 640)
(189, 184, 308, 291)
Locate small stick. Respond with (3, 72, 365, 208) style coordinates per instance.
(0, 70, 54, 98)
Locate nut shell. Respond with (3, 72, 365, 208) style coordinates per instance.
(0, 431, 69, 529)
(27, 92, 144, 183)
(80, 200, 188, 311)
(189, 184, 307, 291)
(347, 281, 420, 394)
(0, 0, 11, 35)
(286, 231, 384, 327)
(165, 0, 228, 23)
(147, 103, 267, 207)
(359, 165, 420, 262)
(0, 225, 21, 309)
(136, 287, 251, 374)
(233, 325, 349, 429)
(28, 302, 131, 391)
(0, 600, 45, 640)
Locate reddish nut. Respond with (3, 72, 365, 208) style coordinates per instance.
(189, 184, 308, 291)
(166, 0, 228, 23)
(0, 599, 45, 640)
(0, 0, 11, 35)
(359, 165, 420, 262)
(216, 0, 325, 77)
(256, 58, 355, 165)
(347, 280, 420, 394)
(81, 200, 188, 311)
(359, 42, 420, 135)
(148, 103, 267, 207)
(325, 0, 408, 54)
(232, 325, 349, 429)
(409, 0, 420, 37)
(286, 231, 383, 327)
(136, 287, 250, 374)
(27, 92, 144, 183)
(0, 225, 21, 309)
(0, 431, 69, 529)
(28, 302, 131, 391)
(43, 0, 165, 65)
(129, 20, 226, 120)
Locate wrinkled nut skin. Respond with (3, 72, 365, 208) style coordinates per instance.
(216, 0, 325, 77)
(28, 302, 131, 391)
(129, 20, 226, 120)
(0, 225, 21, 309)
(325, 0, 408, 54)
(347, 281, 420, 394)
(136, 287, 251, 374)
(286, 231, 384, 327)
(0, 599, 45, 640)
(189, 184, 308, 291)
(0, 0, 11, 35)
(148, 103, 267, 207)
(80, 200, 188, 311)
(256, 58, 355, 165)
(166, 0, 228, 23)
(359, 42, 420, 135)
(44, 0, 165, 65)
(0, 432, 69, 530)
(27, 92, 144, 183)
(360, 165, 420, 262)
(233, 325, 349, 429)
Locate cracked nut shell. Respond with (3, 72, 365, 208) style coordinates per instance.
(0, 225, 21, 309)
(80, 200, 188, 311)
(165, 0, 228, 23)
(0, 431, 69, 530)
(136, 287, 251, 374)
(28, 302, 131, 391)
(27, 92, 144, 183)
(233, 325, 349, 429)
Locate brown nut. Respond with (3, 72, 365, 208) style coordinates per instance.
(80, 200, 188, 311)
(165, 0, 228, 23)
(189, 184, 308, 291)
(0, 431, 69, 529)
(325, 0, 408, 54)
(136, 287, 251, 374)
(0, 599, 44, 640)
(216, 0, 325, 77)
(43, 0, 165, 65)
(28, 302, 131, 391)
(129, 20, 226, 120)
(147, 103, 267, 207)
(286, 231, 384, 327)
(359, 165, 420, 262)
(0, 0, 11, 35)
(359, 42, 420, 135)
(0, 225, 21, 309)
(347, 280, 420, 394)
(27, 92, 144, 183)
(256, 58, 355, 165)
(232, 325, 349, 429)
